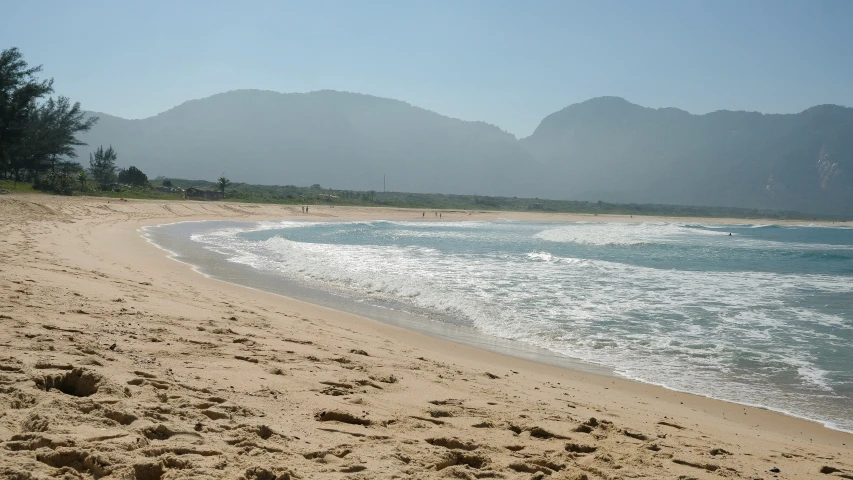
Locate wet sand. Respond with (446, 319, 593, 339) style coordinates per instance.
(1, 193, 851, 480)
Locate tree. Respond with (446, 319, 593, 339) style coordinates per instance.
(89, 145, 118, 187)
(217, 176, 231, 198)
(117, 166, 148, 186)
(0, 47, 54, 175)
(1, 49, 97, 184)
(36, 96, 98, 172)
(77, 170, 87, 189)
(161, 179, 173, 188)
(56, 160, 83, 174)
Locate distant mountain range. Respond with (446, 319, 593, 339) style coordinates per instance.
(75, 90, 853, 215)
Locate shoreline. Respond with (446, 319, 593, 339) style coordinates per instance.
(143, 218, 851, 435)
(141, 221, 619, 377)
(1, 194, 851, 479)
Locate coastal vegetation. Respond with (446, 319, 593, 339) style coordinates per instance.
(87, 145, 118, 187)
(133, 177, 853, 221)
(0, 48, 99, 192)
(0, 47, 157, 196)
(2, 169, 849, 220)
(117, 165, 148, 187)
(217, 175, 231, 198)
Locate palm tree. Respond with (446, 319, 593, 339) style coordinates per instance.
(217, 176, 231, 198)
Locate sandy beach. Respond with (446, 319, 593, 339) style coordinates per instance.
(1, 193, 851, 480)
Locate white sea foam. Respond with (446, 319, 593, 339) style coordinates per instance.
(531, 221, 853, 251)
(534, 222, 723, 246)
(182, 219, 853, 433)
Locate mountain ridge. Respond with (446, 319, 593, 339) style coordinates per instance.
(89, 89, 518, 139)
(89, 91, 850, 131)
(77, 89, 542, 197)
(74, 90, 853, 215)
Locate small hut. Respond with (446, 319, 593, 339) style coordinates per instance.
(185, 187, 223, 201)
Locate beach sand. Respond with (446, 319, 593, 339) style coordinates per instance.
(1, 193, 851, 480)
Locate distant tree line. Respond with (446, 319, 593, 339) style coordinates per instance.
(155, 177, 848, 221)
(0, 47, 149, 194)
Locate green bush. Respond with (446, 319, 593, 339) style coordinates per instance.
(35, 172, 76, 195)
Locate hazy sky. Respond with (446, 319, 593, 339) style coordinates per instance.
(3, 0, 851, 137)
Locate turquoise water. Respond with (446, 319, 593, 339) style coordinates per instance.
(150, 220, 853, 432)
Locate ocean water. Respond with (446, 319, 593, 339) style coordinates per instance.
(146, 220, 853, 433)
